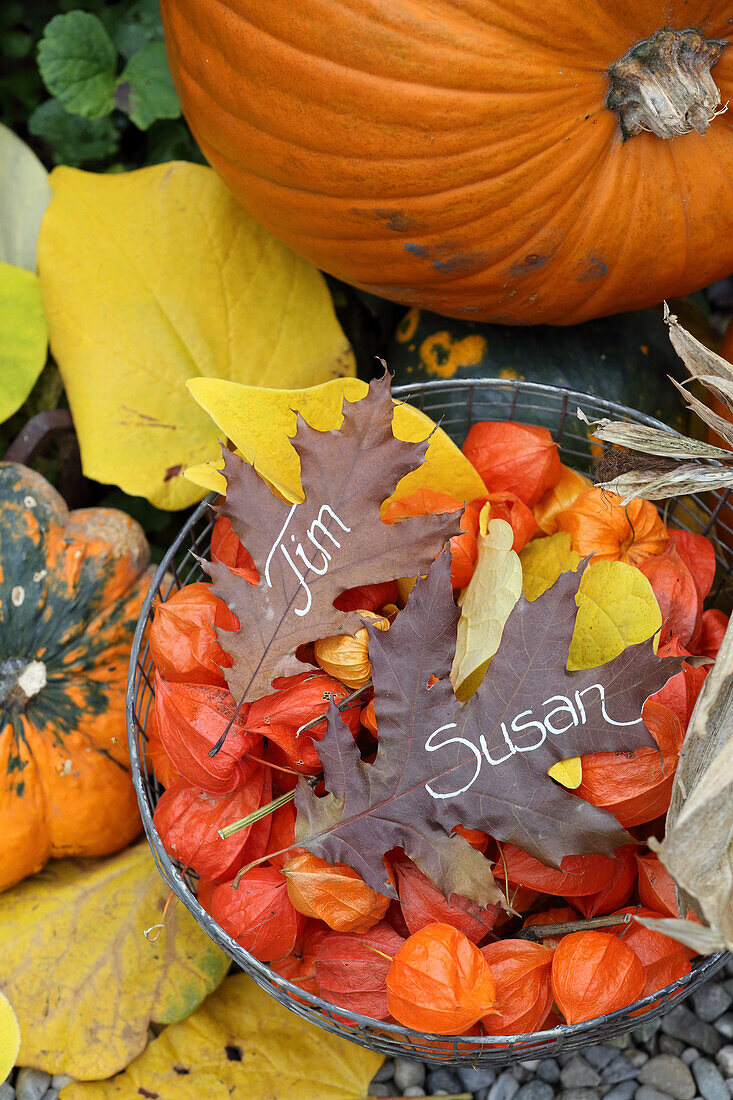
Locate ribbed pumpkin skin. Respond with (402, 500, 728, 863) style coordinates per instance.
(160, 0, 733, 325)
(0, 464, 152, 892)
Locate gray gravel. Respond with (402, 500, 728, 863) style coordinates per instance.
(635, 1087, 682, 1100)
(602, 1057, 643, 1084)
(585, 1047, 618, 1071)
(514, 1082, 554, 1100)
(0, 1084, 14, 1100)
(604, 1083, 637, 1100)
(693, 986, 733, 1024)
(15, 1071, 50, 1100)
(427, 1069, 462, 1094)
(692, 1057, 729, 1100)
(638, 1055, 696, 1099)
(561, 1057, 601, 1090)
(489, 1074, 520, 1100)
(394, 1058, 424, 1090)
(718, 1048, 733, 1076)
(459, 1067, 497, 1091)
(662, 1007, 722, 1056)
(717, 1018, 733, 1041)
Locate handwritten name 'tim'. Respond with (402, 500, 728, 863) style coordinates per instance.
(424, 684, 642, 800)
(264, 503, 351, 616)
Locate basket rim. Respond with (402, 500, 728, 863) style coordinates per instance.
(126, 377, 729, 1052)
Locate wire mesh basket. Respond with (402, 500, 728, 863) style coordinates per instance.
(127, 378, 730, 1067)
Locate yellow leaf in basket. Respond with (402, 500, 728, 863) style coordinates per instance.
(520, 543, 661, 791)
(61, 973, 384, 1099)
(520, 531, 581, 603)
(184, 375, 487, 505)
(548, 758, 583, 789)
(0, 843, 229, 1079)
(451, 518, 522, 701)
(569, 559, 662, 672)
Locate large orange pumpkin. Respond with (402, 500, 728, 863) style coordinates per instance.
(160, 2, 733, 324)
(0, 463, 152, 891)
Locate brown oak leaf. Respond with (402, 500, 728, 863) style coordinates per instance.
(208, 375, 461, 703)
(295, 552, 681, 908)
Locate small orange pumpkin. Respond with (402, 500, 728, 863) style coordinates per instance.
(0, 463, 152, 891)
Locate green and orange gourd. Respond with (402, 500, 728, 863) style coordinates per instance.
(0, 463, 153, 892)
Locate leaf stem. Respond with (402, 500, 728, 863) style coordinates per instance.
(361, 943, 394, 961)
(517, 911, 632, 940)
(295, 683, 371, 735)
(219, 789, 295, 839)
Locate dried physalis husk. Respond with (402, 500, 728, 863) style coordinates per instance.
(314, 611, 388, 688)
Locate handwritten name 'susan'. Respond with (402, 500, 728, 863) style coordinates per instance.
(425, 684, 642, 799)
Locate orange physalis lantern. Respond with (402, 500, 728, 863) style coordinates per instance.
(462, 422, 562, 507)
(396, 862, 498, 943)
(153, 770, 267, 883)
(534, 466, 591, 535)
(575, 701, 685, 829)
(480, 939, 555, 1035)
(314, 921, 406, 1018)
(551, 931, 645, 1024)
(497, 845, 619, 897)
(150, 582, 238, 686)
(556, 488, 668, 566)
(385, 922, 497, 1034)
(210, 515, 258, 583)
(636, 852, 681, 918)
(209, 867, 307, 961)
(153, 674, 260, 793)
(281, 851, 390, 932)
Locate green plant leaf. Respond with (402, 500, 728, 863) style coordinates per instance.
(28, 99, 120, 166)
(37, 11, 117, 119)
(105, 0, 165, 59)
(116, 41, 180, 130)
(0, 123, 51, 271)
(37, 162, 356, 509)
(0, 261, 48, 422)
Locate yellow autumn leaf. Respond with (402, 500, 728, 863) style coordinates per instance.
(520, 530, 581, 603)
(62, 973, 383, 1100)
(569, 559, 662, 672)
(451, 518, 522, 701)
(37, 162, 355, 510)
(0, 123, 51, 271)
(0, 262, 48, 421)
(552, 560, 661, 789)
(184, 375, 488, 505)
(0, 843, 229, 1080)
(548, 758, 583, 789)
(521, 539, 660, 790)
(0, 990, 20, 1083)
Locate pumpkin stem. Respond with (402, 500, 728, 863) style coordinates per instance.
(607, 27, 728, 141)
